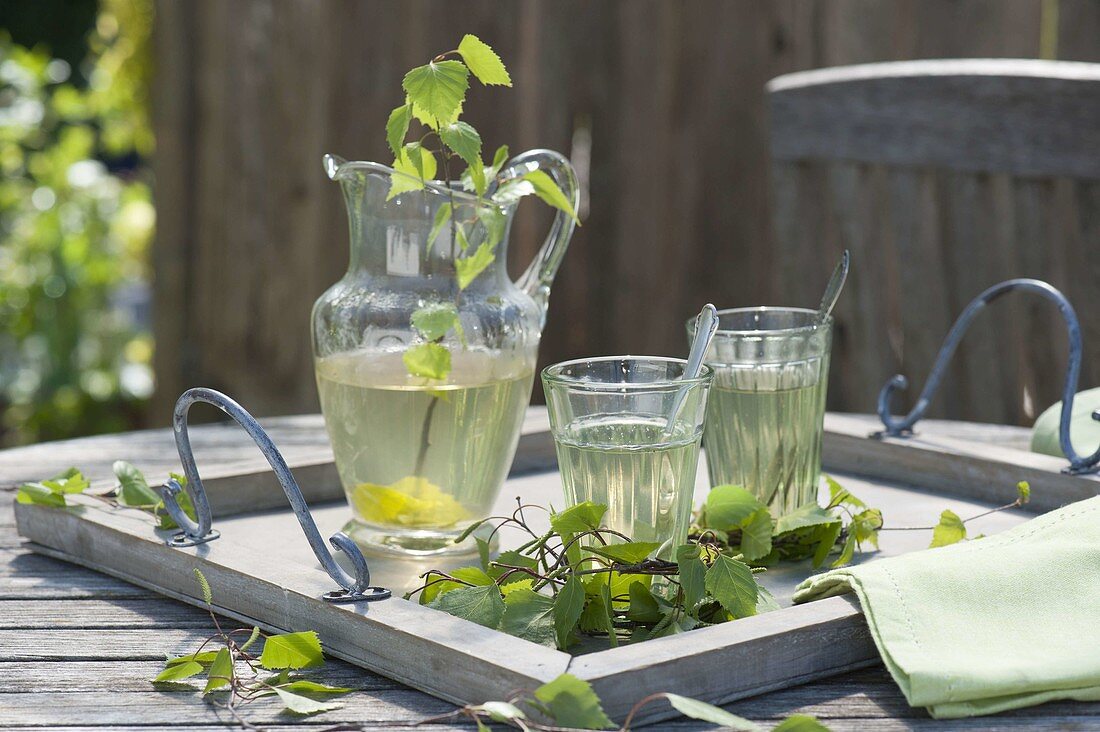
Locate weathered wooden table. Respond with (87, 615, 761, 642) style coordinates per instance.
(3, 414, 1100, 731)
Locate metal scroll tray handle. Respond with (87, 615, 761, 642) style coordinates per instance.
(158, 387, 390, 603)
(875, 277, 1100, 475)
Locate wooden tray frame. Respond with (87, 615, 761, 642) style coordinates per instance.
(13, 410, 1099, 725)
(822, 413, 1100, 512)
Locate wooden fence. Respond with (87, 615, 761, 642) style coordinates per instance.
(152, 0, 1100, 423)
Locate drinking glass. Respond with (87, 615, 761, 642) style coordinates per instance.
(541, 357, 713, 559)
(689, 308, 833, 516)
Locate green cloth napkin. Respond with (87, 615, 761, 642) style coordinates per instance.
(793, 496, 1100, 719)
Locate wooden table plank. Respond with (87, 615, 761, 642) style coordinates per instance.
(0, 599, 217, 629)
(0, 689, 458, 727)
(0, 725, 1090, 732)
(0, 660, 404, 693)
(1, 417, 1096, 730)
(0, 570, 156, 600)
(0, 411, 556, 520)
(1, 670, 1099, 728)
(0, 415, 334, 491)
(0, 728, 479, 732)
(0, 628, 243, 661)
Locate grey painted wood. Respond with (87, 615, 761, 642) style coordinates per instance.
(4, 412, 1066, 725)
(1, 526, 1098, 730)
(0, 415, 333, 492)
(0, 572, 154, 600)
(769, 59, 1100, 178)
(0, 599, 212, 629)
(0, 689, 458, 727)
(769, 58, 1100, 428)
(0, 410, 555, 517)
(15, 484, 869, 726)
(0, 627, 232, 662)
(823, 412, 1100, 513)
(203, 444, 1034, 609)
(0, 659, 404, 693)
(14, 503, 573, 706)
(576, 597, 876, 721)
(6, 416, 1100, 729)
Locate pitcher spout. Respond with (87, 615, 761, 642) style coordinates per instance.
(324, 154, 392, 183)
(322, 154, 400, 184)
(322, 153, 481, 203)
(322, 153, 348, 181)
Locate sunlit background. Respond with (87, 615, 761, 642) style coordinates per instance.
(0, 0, 152, 446)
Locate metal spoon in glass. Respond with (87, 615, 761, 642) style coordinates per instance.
(817, 249, 850, 323)
(666, 303, 720, 434)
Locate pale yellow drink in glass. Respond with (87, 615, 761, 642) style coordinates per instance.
(542, 357, 712, 563)
(692, 307, 832, 517)
(703, 365, 827, 516)
(554, 416, 701, 559)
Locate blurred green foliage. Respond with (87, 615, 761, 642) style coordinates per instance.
(0, 0, 154, 445)
(0, 1, 98, 83)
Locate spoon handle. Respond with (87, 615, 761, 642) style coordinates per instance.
(817, 249, 851, 322)
(666, 304, 719, 435)
(684, 304, 720, 380)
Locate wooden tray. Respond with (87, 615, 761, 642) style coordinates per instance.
(822, 413, 1100, 513)
(13, 409, 1097, 725)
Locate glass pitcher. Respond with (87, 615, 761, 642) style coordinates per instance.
(313, 150, 578, 556)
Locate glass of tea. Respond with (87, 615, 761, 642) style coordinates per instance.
(541, 357, 713, 559)
(689, 308, 833, 516)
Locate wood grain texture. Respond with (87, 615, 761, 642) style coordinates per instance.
(151, 0, 1100, 426)
(0, 415, 333, 492)
(823, 412, 1100, 513)
(13, 501, 574, 709)
(0, 410, 555, 518)
(0, 571, 155, 600)
(0, 599, 213, 629)
(769, 54, 1100, 427)
(769, 59, 1100, 177)
(6, 413, 1100, 726)
(576, 597, 876, 722)
(13, 410, 1100, 727)
(5, 422, 1100, 729)
(13, 488, 867, 727)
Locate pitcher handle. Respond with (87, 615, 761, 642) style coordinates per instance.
(496, 149, 580, 324)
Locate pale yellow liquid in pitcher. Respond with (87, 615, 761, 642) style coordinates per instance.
(316, 350, 533, 551)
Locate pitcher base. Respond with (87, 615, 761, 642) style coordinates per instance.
(341, 519, 496, 559)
